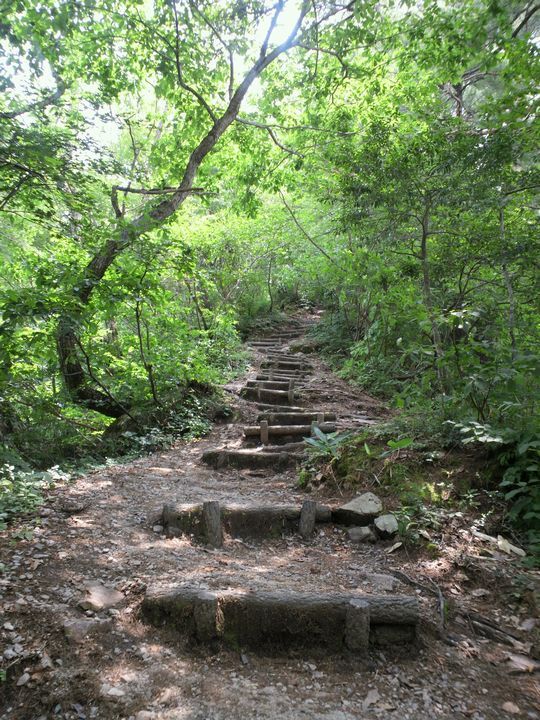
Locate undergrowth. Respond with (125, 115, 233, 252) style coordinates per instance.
(299, 422, 539, 564)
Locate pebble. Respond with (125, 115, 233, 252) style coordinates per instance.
(16, 672, 30, 686)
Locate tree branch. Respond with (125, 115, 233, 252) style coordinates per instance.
(0, 82, 66, 120)
(171, 0, 217, 121)
(189, 1, 235, 101)
(236, 117, 303, 156)
(112, 185, 207, 195)
(261, 1, 285, 58)
(279, 190, 345, 271)
(512, 3, 540, 37)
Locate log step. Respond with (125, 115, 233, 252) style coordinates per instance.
(244, 422, 337, 438)
(255, 377, 305, 385)
(261, 361, 310, 370)
(241, 387, 294, 404)
(264, 441, 307, 452)
(246, 380, 293, 391)
(142, 587, 419, 653)
(256, 403, 305, 412)
(201, 449, 300, 469)
(257, 412, 337, 425)
(162, 501, 332, 541)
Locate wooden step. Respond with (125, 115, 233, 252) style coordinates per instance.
(201, 448, 300, 469)
(142, 587, 419, 653)
(256, 403, 305, 412)
(255, 374, 305, 383)
(246, 380, 294, 391)
(257, 411, 337, 425)
(261, 360, 310, 370)
(264, 441, 307, 452)
(244, 422, 337, 438)
(241, 387, 294, 404)
(162, 501, 332, 541)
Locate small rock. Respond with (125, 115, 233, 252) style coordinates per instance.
(363, 688, 380, 710)
(79, 582, 124, 612)
(502, 702, 521, 715)
(3, 622, 15, 631)
(39, 653, 54, 669)
(471, 588, 490, 598)
(374, 513, 399, 538)
(364, 573, 400, 591)
(135, 712, 157, 720)
(152, 525, 164, 533)
(63, 618, 109, 643)
(333, 493, 383, 525)
(16, 672, 30, 686)
(347, 526, 377, 543)
(100, 683, 125, 698)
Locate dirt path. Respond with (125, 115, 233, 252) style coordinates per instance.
(1, 314, 538, 720)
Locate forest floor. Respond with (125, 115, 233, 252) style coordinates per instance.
(1, 313, 539, 720)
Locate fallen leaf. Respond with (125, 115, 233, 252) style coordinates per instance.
(386, 542, 403, 554)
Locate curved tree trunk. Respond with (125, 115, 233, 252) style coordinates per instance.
(54, 1, 315, 415)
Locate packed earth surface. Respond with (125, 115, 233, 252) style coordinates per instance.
(1, 314, 539, 720)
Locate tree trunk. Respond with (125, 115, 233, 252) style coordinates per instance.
(499, 204, 517, 361)
(55, 11, 310, 414)
(420, 204, 448, 394)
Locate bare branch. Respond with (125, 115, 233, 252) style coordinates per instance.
(171, 0, 217, 121)
(512, 3, 540, 37)
(261, 1, 285, 58)
(236, 117, 303, 156)
(279, 190, 345, 271)
(297, 43, 349, 73)
(189, 1, 235, 101)
(113, 185, 208, 195)
(237, 116, 355, 135)
(111, 187, 123, 218)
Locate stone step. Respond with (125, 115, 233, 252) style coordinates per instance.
(162, 501, 332, 541)
(201, 448, 300, 469)
(241, 387, 294, 404)
(142, 587, 419, 653)
(257, 411, 336, 425)
(243, 422, 337, 438)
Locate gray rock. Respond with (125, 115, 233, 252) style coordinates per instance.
(347, 526, 377, 543)
(63, 618, 110, 643)
(363, 573, 401, 591)
(374, 513, 399, 538)
(16, 672, 30, 687)
(333, 493, 383, 525)
(79, 582, 124, 612)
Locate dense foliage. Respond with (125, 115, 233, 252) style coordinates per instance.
(0, 1, 538, 547)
